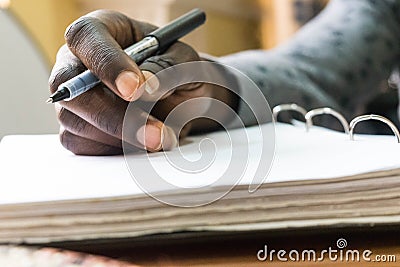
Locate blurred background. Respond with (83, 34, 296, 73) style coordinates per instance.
(0, 0, 328, 139)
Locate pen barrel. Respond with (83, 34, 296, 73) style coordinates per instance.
(148, 8, 206, 49)
(124, 36, 159, 63)
(60, 70, 101, 100)
(59, 37, 158, 101)
(56, 9, 206, 102)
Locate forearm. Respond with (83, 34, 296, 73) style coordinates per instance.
(219, 0, 400, 125)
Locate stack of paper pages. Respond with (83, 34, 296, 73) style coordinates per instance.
(1, 122, 400, 244)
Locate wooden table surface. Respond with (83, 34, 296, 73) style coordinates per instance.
(28, 226, 398, 267)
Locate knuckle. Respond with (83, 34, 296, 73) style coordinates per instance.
(48, 45, 86, 93)
(135, 21, 158, 36)
(57, 107, 71, 126)
(56, 107, 67, 123)
(59, 129, 87, 155)
(48, 65, 73, 93)
(59, 129, 78, 154)
(48, 75, 58, 94)
(172, 42, 200, 62)
(57, 108, 89, 136)
(141, 42, 199, 74)
(59, 129, 122, 156)
(144, 56, 174, 71)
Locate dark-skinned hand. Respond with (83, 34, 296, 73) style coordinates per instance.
(49, 10, 237, 156)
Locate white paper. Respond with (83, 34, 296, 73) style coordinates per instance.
(269, 123, 400, 182)
(1, 123, 400, 205)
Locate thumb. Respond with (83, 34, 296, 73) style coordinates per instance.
(64, 10, 149, 101)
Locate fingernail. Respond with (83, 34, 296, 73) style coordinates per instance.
(142, 71, 159, 95)
(136, 123, 162, 151)
(136, 123, 178, 152)
(116, 71, 140, 99)
(145, 83, 157, 95)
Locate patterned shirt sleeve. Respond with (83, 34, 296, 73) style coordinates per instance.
(219, 0, 400, 132)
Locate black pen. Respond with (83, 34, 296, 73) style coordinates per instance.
(47, 9, 206, 103)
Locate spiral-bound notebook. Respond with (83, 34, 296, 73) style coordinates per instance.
(1, 105, 400, 245)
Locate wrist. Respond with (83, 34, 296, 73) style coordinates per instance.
(189, 57, 240, 134)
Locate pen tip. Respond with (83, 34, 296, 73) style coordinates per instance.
(46, 98, 53, 104)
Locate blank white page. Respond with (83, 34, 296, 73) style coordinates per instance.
(268, 123, 400, 183)
(1, 123, 400, 205)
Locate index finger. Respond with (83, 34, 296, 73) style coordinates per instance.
(64, 10, 156, 101)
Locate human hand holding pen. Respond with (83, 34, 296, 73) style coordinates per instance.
(49, 10, 238, 155)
